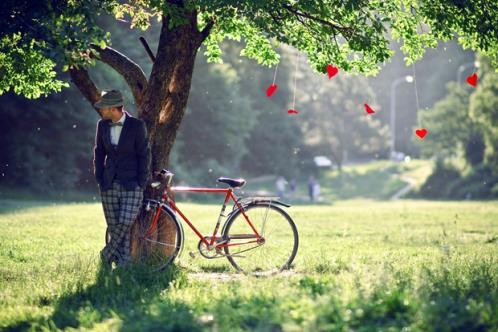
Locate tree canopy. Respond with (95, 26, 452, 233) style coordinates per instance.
(2, 0, 498, 99)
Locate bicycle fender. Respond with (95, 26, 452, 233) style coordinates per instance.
(256, 200, 291, 208)
(226, 198, 291, 220)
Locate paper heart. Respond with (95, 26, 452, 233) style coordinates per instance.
(266, 84, 278, 97)
(466, 73, 478, 87)
(415, 128, 428, 139)
(364, 103, 375, 114)
(326, 64, 339, 79)
(287, 109, 299, 115)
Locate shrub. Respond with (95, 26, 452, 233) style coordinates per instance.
(419, 160, 461, 199)
(446, 164, 498, 199)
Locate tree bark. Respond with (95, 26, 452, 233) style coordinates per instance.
(69, 67, 101, 116)
(91, 45, 148, 107)
(329, 148, 342, 172)
(140, 12, 205, 179)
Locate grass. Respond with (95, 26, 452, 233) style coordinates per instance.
(1, 198, 498, 331)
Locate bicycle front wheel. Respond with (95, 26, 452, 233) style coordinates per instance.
(130, 202, 183, 271)
(222, 202, 298, 274)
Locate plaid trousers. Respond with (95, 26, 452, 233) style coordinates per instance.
(100, 181, 143, 265)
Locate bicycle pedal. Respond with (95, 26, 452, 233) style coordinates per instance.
(189, 251, 196, 258)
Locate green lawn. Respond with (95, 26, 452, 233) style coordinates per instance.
(1, 199, 498, 331)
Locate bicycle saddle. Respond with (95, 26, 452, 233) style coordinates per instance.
(217, 177, 246, 188)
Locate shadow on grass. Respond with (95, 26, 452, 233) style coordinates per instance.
(198, 264, 232, 273)
(6, 254, 498, 331)
(5, 263, 203, 331)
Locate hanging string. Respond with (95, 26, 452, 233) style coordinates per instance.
(412, 62, 422, 126)
(272, 63, 279, 86)
(292, 52, 300, 110)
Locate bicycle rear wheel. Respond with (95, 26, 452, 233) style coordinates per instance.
(130, 202, 182, 271)
(222, 202, 298, 274)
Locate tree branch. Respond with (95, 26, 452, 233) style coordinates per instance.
(200, 19, 215, 41)
(282, 4, 353, 38)
(68, 67, 101, 116)
(91, 45, 148, 107)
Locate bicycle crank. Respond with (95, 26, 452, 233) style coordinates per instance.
(197, 236, 227, 259)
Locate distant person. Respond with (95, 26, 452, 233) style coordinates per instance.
(289, 179, 297, 198)
(93, 90, 151, 268)
(275, 176, 288, 198)
(308, 176, 316, 202)
(313, 181, 321, 202)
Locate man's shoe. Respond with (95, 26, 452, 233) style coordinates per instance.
(115, 257, 132, 269)
(100, 250, 112, 269)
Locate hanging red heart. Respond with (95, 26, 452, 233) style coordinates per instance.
(287, 109, 299, 115)
(326, 64, 339, 79)
(415, 128, 428, 139)
(466, 73, 478, 87)
(266, 84, 278, 97)
(364, 103, 375, 114)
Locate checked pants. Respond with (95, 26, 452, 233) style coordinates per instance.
(100, 181, 143, 265)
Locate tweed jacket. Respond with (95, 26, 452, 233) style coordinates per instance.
(93, 111, 151, 191)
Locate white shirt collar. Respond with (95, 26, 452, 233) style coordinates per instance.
(112, 112, 126, 125)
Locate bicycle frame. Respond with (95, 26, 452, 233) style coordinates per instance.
(147, 185, 263, 250)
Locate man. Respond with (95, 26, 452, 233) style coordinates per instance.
(93, 90, 151, 267)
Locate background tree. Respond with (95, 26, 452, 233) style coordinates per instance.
(0, 90, 99, 193)
(416, 55, 498, 199)
(220, 44, 307, 180)
(2, 0, 498, 197)
(419, 82, 485, 167)
(297, 62, 389, 170)
(470, 57, 498, 172)
(171, 55, 255, 185)
(369, 41, 474, 157)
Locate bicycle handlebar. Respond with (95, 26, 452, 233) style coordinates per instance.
(155, 168, 174, 187)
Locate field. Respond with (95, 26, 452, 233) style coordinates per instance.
(243, 159, 433, 202)
(1, 198, 498, 331)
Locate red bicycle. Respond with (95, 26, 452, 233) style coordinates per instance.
(111, 169, 299, 274)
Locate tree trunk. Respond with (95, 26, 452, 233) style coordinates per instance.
(134, 13, 207, 255)
(141, 47, 198, 174)
(139, 13, 205, 199)
(329, 148, 342, 172)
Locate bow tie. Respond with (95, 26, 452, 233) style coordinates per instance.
(109, 122, 123, 127)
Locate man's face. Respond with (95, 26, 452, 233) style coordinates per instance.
(99, 107, 110, 119)
(100, 107, 119, 120)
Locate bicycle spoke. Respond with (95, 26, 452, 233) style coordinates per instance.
(223, 203, 298, 273)
(143, 237, 179, 248)
(260, 203, 271, 236)
(128, 205, 182, 271)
